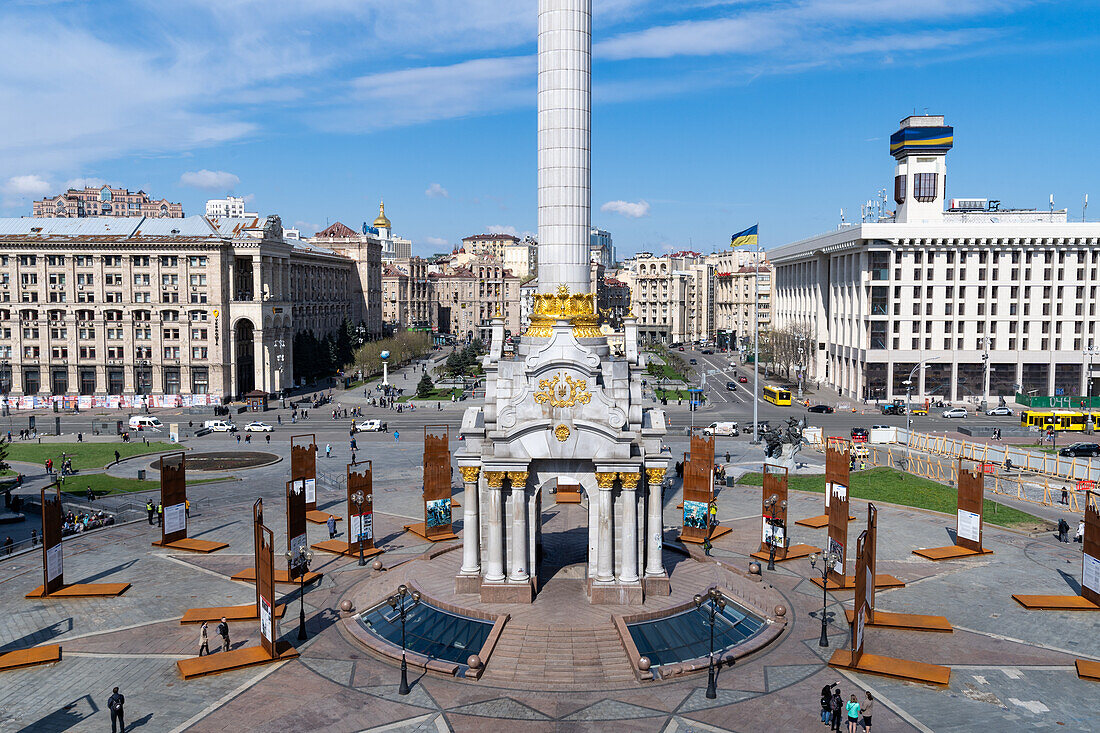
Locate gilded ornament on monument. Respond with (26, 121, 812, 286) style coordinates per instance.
(484, 471, 507, 488)
(534, 372, 592, 408)
(595, 472, 618, 489)
(645, 468, 667, 484)
(459, 466, 481, 483)
(554, 424, 571, 442)
(507, 471, 529, 485)
(618, 471, 640, 489)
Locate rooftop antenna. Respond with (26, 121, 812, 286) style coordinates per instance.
(1049, 194, 1055, 222)
(1084, 193, 1089, 222)
(840, 208, 846, 224)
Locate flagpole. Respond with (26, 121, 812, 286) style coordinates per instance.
(752, 230, 761, 445)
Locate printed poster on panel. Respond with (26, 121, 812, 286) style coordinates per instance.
(164, 503, 186, 535)
(957, 509, 981, 543)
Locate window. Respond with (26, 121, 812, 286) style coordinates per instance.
(21, 291, 39, 303)
(47, 255, 65, 266)
(77, 291, 95, 303)
(189, 311, 207, 322)
(161, 273, 179, 286)
(189, 274, 206, 287)
(103, 255, 122, 267)
(161, 310, 180, 322)
(913, 173, 938, 201)
(106, 327, 123, 340)
(79, 368, 96, 395)
(162, 346, 180, 359)
(191, 346, 208, 360)
(133, 256, 149, 267)
(52, 346, 68, 359)
(191, 367, 209, 394)
(79, 327, 95, 339)
(163, 327, 180, 339)
(135, 347, 152, 360)
(161, 291, 179, 303)
(77, 273, 95, 286)
(188, 256, 208, 267)
(134, 292, 151, 303)
(134, 327, 151, 340)
(23, 346, 40, 358)
(191, 327, 207, 340)
(78, 345, 95, 359)
(49, 327, 66, 340)
(48, 273, 65, 286)
(189, 291, 208, 304)
(21, 273, 38, 286)
(893, 174, 906, 204)
(160, 256, 178, 267)
(133, 274, 150, 286)
(107, 346, 124, 359)
(104, 292, 122, 303)
(18, 255, 36, 266)
(75, 255, 92, 267)
(164, 367, 181, 395)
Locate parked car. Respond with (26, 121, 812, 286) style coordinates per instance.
(703, 421, 739, 437)
(941, 408, 968, 419)
(244, 421, 273, 432)
(850, 427, 869, 442)
(193, 426, 213, 437)
(689, 358, 698, 365)
(807, 404, 834, 414)
(985, 406, 1014, 416)
(702, 349, 714, 355)
(203, 420, 237, 432)
(129, 415, 163, 431)
(738, 376, 748, 383)
(1060, 442, 1100, 457)
(354, 419, 387, 432)
(725, 381, 737, 391)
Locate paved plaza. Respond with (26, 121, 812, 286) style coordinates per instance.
(0, 413, 1097, 733)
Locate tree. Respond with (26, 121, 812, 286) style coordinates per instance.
(416, 372, 434, 398)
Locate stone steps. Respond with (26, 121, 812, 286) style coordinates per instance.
(481, 623, 636, 688)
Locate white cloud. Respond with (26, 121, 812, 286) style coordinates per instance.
(179, 169, 240, 191)
(425, 183, 449, 199)
(3, 174, 52, 197)
(601, 199, 651, 218)
(486, 224, 532, 238)
(423, 236, 450, 247)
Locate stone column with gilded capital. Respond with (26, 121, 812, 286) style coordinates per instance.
(619, 471, 640, 583)
(507, 471, 530, 581)
(458, 466, 481, 574)
(594, 472, 617, 582)
(483, 471, 507, 582)
(645, 468, 667, 577)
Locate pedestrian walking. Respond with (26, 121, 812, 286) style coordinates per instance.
(830, 689, 844, 732)
(235, 434, 241, 445)
(107, 686, 126, 732)
(30, 529, 38, 547)
(3, 536, 12, 555)
(114, 450, 121, 465)
(266, 434, 271, 444)
(217, 617, 230, 652)
(1058, 518, 1070, 543)
(198, 621, 210, 656)
(845, 694, 861, 733)
(394, 430, 399, 442)
(245, 433, 251, 444)
(325, 443, 332, 458)
(156, 503, 163, 527)
(327, 514, 336, 540)
(820, 682, 838, 724)
(1061, 487, 1069, 505)
(185, 499, 190, 518)
(702, 535, 712, 556)
(861, 691, 873, 730)
(146, 500, 154, 525)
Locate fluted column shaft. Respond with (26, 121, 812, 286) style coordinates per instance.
(596, 487, 614, 582)
(460, 473, 480, 574)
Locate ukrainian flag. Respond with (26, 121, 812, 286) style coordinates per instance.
(730, 225, 758, 248)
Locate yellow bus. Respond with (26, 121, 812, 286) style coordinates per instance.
(1020, 410, 1089, 432)
(763, 385, 792, 406)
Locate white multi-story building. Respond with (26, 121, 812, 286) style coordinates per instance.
(771, 115, 1100, 403)
(619, 251, 713, 343)
(205, 196, 257, 219)
(708, 252, 771, 350)
(590, 228, 614, 269)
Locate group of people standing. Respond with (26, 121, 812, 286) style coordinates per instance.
(821, 683, 873, 731)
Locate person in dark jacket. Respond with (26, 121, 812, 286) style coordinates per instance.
(830, 689, 844, 732)
(820, 682, 838, 723)
(1058, 518, 1070, 543)
(107, 687, 125, 732)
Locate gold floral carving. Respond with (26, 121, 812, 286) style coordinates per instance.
(534, 372, 592, 408)
(554, 424, 571, 442)
(458, 466, 481, 483)
(618, 472, 640, 489)
(645, 468, 667, 484)
(595, 472, 618, 489)
(507, 471, 529, 486)
(484, 471, 507, 488)
(523, 284, 601, 338)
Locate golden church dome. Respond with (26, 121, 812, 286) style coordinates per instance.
(373, 200, 391, 229)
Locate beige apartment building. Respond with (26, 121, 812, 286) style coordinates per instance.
(619, 251, 714, 344)
(0, 215, 358, 406)
(432, 259, 521, 342)
(382, 257, 435, 332)
(457, 234, 537, 279)
(310, 222, 383, 339)
(708, 250, 772, 349)
(33, 186, 183, 218)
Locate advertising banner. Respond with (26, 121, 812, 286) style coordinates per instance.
(759, 463, 789, 556)
(955, 460, 986, 553)
(286, 479, 308, 579)
(423, 426, 452, 539)
(254, 498, 277, 659)
(347, 460, 377, 552)
(825, 438, 851, 585)
(1083, 492, 1100, 606)
(40, 483, 65, 594)
(291, 435, 318, 511)
(159, 453, 188, 546)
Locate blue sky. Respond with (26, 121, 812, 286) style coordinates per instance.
(2, 0, 1099, 258)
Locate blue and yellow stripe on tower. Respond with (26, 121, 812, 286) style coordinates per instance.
(889, 126, 954, 157)
(730, 224, 758, 249)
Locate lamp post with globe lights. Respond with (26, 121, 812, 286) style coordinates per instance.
(387, 584, 421, 695)
(809, 548, 842, 647)
(763, 494, 788, 571)
(351, 489, 370, 566)
(694, 587, 727, 699)
(381, 350, 391, 387)
(284, 547, 313, 641)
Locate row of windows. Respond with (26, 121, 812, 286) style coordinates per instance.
(890, 249, 1097, 265)
(10, 326, 210, 340)
(874, 337, 1089, 352)
(10, 273, 208, 286)
(10, 291, 209, 305)
(13, 366, 209, 396)
(15, 346, 209, 360)
(2, 255, 208, 268)
(0, 308, 210, 323)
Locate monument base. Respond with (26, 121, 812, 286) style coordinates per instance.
(589, 580, 644, 605)
(311, 539, 383, 559)
(403, 522, 459, 542)
(828, 649, 950, 686)
(181, 603, 287, 624)
(750, 543, 820, 564)
(1012, 595, 1100, 611)
(845, 609, 953, 632)
(231, 568, 323, 585)
(1076, 659, 1100, 682)
(176, 640, 299, 680)
(643, 573, 672, 597)
(306, 510, 340, 524)
(152, 538, 229, 553)
(26, 583, 131, 599)
(0, 645, 61, 672)
(811, 574, 905, 591)
(480, 579, 534, 604)
(678, 524, 733, 544)
(454, 573, 482, 595)
(912, 545, 993, 561)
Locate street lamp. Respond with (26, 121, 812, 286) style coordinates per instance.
(283, 547, 314, 641)
(693, 587, 727, 699)
(763, 494, 788, 571)
(797, 342, 805, 399)
(809, 548, 841, 647)
(387, 584, 422, 695)
(351, 489, 369, 566)
(1085, 345, 1099, 434)
(904, 357, 940, 435)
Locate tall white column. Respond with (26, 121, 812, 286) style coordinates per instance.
(537, 0, 592, 295)
(620, 477, 639, 583)
(484, 473, 505, 582)
(595, 473, 615, 582)
(508, 472, 529, 581)
(645, 470, 665, 576)
(459, 468, 481, 574)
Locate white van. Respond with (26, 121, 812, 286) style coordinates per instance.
(703, 421, 739, 437)
(128, 415, 163, 431)
(203, 420, 237, 433)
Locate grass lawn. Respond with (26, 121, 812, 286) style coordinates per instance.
(648, 362, 688, 382)
(656, 389, 695, 401)
(6, 442, 181, 471)
(737, 467, 1045, 529)
(399, 388, 464, 403)
(58, 472, 230, 497)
